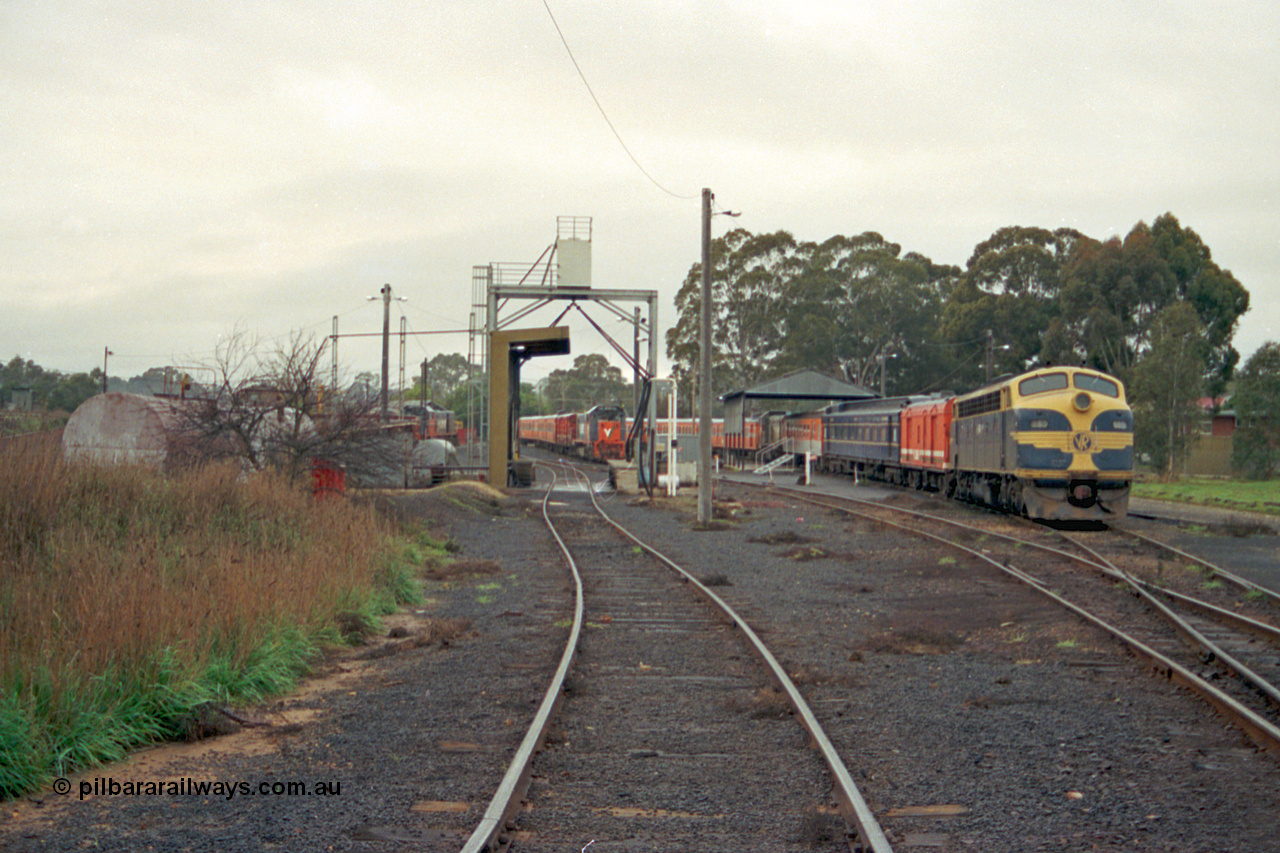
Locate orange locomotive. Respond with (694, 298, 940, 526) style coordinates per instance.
(518, 405, 628, 462)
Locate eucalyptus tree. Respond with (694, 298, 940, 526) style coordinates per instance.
(668, 228, 958, 402)
(0, 355, 106, 414)
(413, 353, 471, 402)
(1052, 214, 1247, 396)
(666, 229, 802, 406)
(1231, 342, 1280, 479)
(1130, 303, 1209, 477)
(1053, 223, 1176, 376)
(780, 233, 957, 395)
(543, 353, 630, 414)
(941, 225, 1083, 387)
(1150, 213, 1250, 396)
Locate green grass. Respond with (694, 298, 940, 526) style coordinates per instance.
(0, 436, 421, 800)
(0, 413, 67, 437)
(1132, 477, 1280, 515)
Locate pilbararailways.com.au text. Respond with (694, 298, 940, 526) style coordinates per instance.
(58, 776, 342, 801)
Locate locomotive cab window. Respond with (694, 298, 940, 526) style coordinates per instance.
(1073, 373, 1120, 398)
(1018, 373, 1068, 396)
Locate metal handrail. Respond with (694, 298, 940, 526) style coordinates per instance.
(754, 438, 788, 468)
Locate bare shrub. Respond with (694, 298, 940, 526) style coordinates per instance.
(171, 330, 408, 485)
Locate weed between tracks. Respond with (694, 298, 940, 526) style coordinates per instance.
(864, 626, 966, 655)
(0, 436, 429, 800)
(422, 558, 500, 582)
(720, 686, 793, 719)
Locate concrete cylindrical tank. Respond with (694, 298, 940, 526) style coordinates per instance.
(62, 393, 186, 466)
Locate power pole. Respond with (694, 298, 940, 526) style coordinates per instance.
(698, 188, 713, 525)
(331, 316, 339, 390)
(380, 284, 391, 421)
(102, 346, 112, 394)
(633, 306, 641, 416)
(399, 315, 407, 416)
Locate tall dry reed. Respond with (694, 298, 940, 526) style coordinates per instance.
(0, 433, 410, 796)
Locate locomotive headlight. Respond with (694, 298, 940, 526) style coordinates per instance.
(1072, 392, 1092, 412)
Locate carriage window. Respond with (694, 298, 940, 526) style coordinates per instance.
(1018, 373, 1068, 396)
(1074, 373, 1120, 398)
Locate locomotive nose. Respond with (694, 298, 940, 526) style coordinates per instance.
(1068, 480, 1098, 507)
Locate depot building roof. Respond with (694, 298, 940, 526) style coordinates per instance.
(721, 369, 875, 403)
(720, 369, 876, 434)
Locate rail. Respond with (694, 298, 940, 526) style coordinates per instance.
(1118, 528, 1280, 606)
(459, 465, 585, 853)
(580, 466, 894, 853)
(752, 482, 1280, 757)
(462, 460, 894, 853)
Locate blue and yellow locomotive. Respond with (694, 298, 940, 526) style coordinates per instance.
(949, 366, 1133, 519)
(819, 365, 1134, 521)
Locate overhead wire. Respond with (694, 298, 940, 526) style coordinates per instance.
(540, 0, 698, 201)
(400, 299, 470, 333)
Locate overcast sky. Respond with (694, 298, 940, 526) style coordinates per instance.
(3, 1, 1277, 390)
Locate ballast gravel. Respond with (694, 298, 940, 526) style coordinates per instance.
(2, 476, 1279, 853)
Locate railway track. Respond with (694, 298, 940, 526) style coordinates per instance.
(462, 462, 892, 853)
(750, 480, 1280, 757)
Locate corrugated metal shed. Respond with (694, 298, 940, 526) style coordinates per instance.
(721, 370, 875, 433)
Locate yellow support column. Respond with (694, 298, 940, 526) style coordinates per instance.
(488, 326, 570, 486)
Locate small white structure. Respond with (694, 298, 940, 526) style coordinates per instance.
(555, 216, 592, 288)
(63, 393, 188, 466)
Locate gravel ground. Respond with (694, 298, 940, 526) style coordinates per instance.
(4, 475, 1279, 853)
(598, 478, 1280, 851)
(506, 492, 848, 852)
(1126, 498, 1280, 593)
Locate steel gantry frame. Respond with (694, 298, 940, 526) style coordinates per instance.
(467, 216, 661, 491)
(486, 283, 660, 489)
